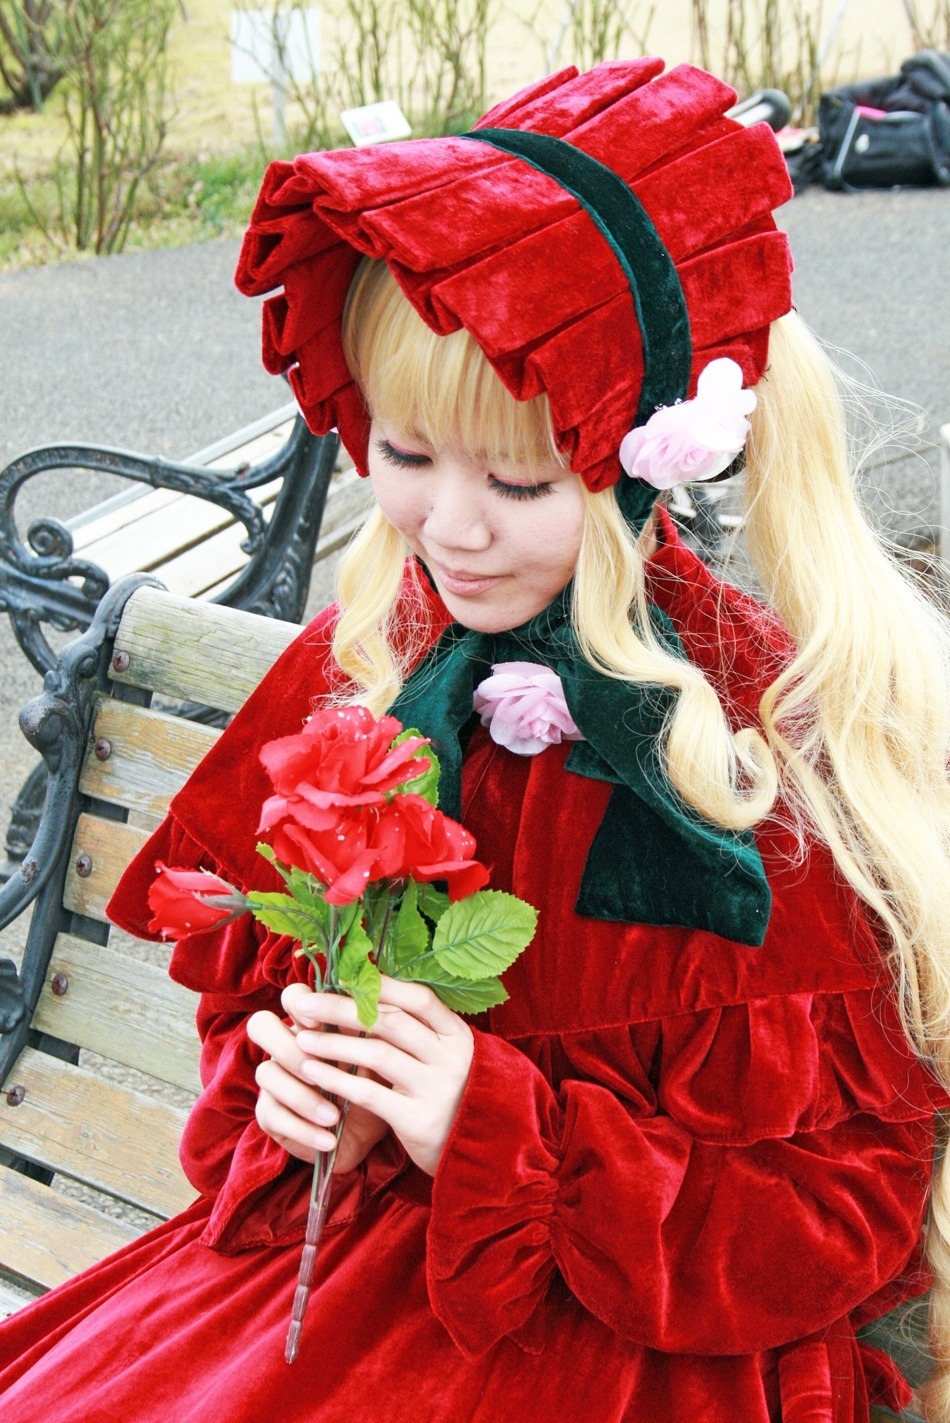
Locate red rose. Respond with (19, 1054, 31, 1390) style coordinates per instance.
(259, 706, 429, 836)
(265, 793, 488, 906)
(147, 863, 244, 938)
(258, 705, 486, 905)
(387, 794, 490, 901)
(266, 804, 403, 906)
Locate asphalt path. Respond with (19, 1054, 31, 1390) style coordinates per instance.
(0, 188, 947, 961)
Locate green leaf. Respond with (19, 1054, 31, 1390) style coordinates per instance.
(398, 954, 509, 1014)
(285, 867, 330, 924)
(255, 843, 330, 927)
(432, 890, 538, 980)
(337, 921, 381, 1027)
(246, 891, 329, 945)
(416, 882, 450, 924)
(391, 728, 441, 806)
(388, 880, 431, 969)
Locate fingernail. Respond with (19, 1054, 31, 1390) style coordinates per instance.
(300, 1062, 322, 1083)
(313, 1102, 337, 1125)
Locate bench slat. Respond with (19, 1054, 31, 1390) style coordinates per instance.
(0, 1273, 44, 1318)
(309, 465, 372, 547)
(78, 483, 278, 584)
(69, 421, 292, 555)
(110, 587, 297, 712)
(71, 484, 181, 550)
(32, 936, 201, 1094)
(153, 493, 284, 598)
(197, 469, 370, 602)
(63, 814, 151, 923)
(0, 1048, 193, 1217)
(0, 1166, 140, 1293)
(80, 697, 220, 821)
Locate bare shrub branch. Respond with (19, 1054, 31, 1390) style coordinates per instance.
(0, 1, 65, 112)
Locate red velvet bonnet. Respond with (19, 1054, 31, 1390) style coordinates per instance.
(235, 59, 794, 493)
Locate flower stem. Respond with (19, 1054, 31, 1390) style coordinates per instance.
(284, 1032, 362, 1365)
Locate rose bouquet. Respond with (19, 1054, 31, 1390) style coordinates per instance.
(147, 705, 537, 1362)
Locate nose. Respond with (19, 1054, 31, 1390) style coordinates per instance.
(422, 465, 492, 552)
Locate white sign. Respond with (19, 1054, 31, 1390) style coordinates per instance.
(340, 100, 412, 148)
(230, 9, 321, 85)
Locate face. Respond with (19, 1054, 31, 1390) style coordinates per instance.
(367, 419, 586, 633)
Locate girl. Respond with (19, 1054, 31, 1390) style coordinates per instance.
(1, 57, 949, 1423)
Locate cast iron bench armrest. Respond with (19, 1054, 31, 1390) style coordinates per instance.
(0, 403, 339, 680)
(0, 580, 298, 1314)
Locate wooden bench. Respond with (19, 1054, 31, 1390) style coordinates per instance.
(0, 580, 302, 1316)
(0, 403, 374, 877)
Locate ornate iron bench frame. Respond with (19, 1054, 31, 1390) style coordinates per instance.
(0, 409, 340, 872)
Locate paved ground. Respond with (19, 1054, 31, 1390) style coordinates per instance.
(0, 189, 947, 960)
(778, 186, 948, 542)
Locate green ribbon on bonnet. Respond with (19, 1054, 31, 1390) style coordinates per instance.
(388, 585, 771, 947)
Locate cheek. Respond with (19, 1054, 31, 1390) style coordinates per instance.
(368, 469, 422, 538)
(530, 494, 584, 582)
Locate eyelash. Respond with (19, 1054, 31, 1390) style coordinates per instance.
(376, 440, 554, 501)
(377, 439, 429, 469)
(488, 475, 554, 502)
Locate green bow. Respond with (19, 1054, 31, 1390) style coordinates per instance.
(389, 586, 771, 947)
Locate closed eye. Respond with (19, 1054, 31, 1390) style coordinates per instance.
(376, 438, 431, 468)
(488, 475, 554, 501)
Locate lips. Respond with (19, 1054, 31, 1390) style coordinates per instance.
(431, 562, 504, 597)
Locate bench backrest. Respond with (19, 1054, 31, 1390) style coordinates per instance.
(0, 583, 299, 1313)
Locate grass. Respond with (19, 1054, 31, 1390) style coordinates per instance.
(0, 142, 272, 272)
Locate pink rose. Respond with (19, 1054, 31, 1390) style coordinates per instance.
(618, 357, 756, 490)
(473, 662, 583, 756)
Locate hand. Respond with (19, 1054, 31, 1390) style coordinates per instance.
(284, 976, 475, 1177)
(247, 1004, 388, 1174)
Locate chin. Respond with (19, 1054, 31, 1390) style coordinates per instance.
(442, 598, 524, 634)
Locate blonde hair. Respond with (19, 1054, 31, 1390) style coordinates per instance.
(335, 260, 950, 1412)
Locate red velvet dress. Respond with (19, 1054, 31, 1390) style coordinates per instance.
(0, 516, 942, 1422)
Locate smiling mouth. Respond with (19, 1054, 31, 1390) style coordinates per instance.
(432, 563, 504, 595)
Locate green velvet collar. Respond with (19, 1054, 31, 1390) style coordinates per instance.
(389, 584, 771, 947)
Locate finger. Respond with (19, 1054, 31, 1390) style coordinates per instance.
(283, 987, 363, 1032)
(287, 984, 460, 1062)
(255, 1059, 340, 1128)
(296, 1057, 394, 1122)
(255, 1090, 338, 1158)
(246, 1010, 312, 1075)
(247, 1009, 354, 1083)
(359, 1005, 445, 1064)
(377, 976, 465, 1036)
(296, 1029, 422, 1093)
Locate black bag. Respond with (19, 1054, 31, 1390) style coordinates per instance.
(817, 50, 950, 190)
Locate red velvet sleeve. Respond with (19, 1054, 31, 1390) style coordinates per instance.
(426, 998, 937, 1359)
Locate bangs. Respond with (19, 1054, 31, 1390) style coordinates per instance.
(342, 257, 565, 473)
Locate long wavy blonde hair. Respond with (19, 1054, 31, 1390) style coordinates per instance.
(335, 258, 950, 1414)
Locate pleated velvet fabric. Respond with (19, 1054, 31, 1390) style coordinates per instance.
(0, 514, 941, 1422)
(234, 61, 794, 493)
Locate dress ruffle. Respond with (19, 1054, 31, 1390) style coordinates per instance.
(234, 61, 793, 492)
(538, 985, 949, 1147)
